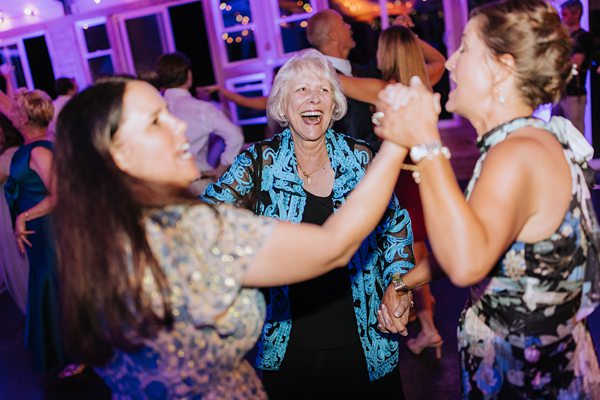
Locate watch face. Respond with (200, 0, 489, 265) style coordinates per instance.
(410, 146, 425, 163)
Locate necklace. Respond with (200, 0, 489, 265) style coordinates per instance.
(297, 156, 327, 185)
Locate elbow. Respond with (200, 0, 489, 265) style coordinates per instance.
(441, 256, 485, 288)
(329, 241, 358, 269)
(447, 272, 476, 288)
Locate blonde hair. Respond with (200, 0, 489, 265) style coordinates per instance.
(267, 49, 347, 127)
(471, 0, 572, 107)
(11, 88, 54, 130)
(377, 26, 431, 88)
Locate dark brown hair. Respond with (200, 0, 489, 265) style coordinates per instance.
(471, 0, 572, 108)
(155, 52, 191, 89)
(54, 78, 197, 365)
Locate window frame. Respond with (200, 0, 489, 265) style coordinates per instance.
(75, 16, 117, 83)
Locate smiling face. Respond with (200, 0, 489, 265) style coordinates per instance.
(284, 70, 335, 142)
(444, 18, 497, 122)
(111, 81, 198, 188)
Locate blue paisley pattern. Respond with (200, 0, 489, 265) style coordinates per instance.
(95, 204, 274, 399)
(459, 117, 600, 399)
(203, 129, 414, 381)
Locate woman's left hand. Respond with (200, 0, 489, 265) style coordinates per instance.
(374, 76, 442, 148)
(377, 284, 412, 335)
(14, 213, 34, 254)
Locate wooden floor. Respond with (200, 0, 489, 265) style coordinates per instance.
(1, 123, 599, 399)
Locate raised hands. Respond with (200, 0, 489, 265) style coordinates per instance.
(374, 76, 442, 149)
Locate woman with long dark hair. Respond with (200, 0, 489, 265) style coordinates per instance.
(53, 77, 410, 398)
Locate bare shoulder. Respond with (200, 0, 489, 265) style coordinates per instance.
(485, 126, 565, 170)
(30, 145, 54, 166)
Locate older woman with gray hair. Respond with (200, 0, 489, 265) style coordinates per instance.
(203, 49, 414, 399)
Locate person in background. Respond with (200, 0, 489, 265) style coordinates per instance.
(0, 64, 15, 115)
(48, 77, 78, 139)
(376, 0, 600, 397)
(52, 76, 410, 398)
(338, 22, 445, 359)
(0, 112, 28, 314)
(4, 89, 64, 374)
(307, 9, 380, 148)
(204, 49, 414, 399)
(156, 52, 244, 192)
(552, 0, 593, 134)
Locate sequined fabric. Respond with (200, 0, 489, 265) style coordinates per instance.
(95, 204, 274, 399)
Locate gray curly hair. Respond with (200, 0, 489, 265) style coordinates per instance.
(267, 49, 347, 127)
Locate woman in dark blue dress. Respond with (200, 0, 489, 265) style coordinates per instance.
(4, 89, 63, 373)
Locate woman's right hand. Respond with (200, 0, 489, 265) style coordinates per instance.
(375, 76, 442, 149)
(14, 212, 34, 254)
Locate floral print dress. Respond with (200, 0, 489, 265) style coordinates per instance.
(94, 204, 274, 399)
(458, 117, 600, 399)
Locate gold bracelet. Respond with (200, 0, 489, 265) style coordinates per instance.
(391, 272, 411, 293)
(400, 163, 422, 184)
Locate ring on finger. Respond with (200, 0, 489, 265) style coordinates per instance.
(371, 111, 385, 127)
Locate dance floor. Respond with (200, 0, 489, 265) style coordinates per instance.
(1, 126, 599, 399)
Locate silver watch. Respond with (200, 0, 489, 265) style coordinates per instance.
(410, 141, 451, 164)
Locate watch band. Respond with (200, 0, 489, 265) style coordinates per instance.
(391, 273, 411, 293)
(410, 141, 451, 164)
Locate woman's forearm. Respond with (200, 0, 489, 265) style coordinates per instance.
(402, 252, 445, 289)
(245, 142, 408, 287)
(339, 75, 386, 105)
(20, 195, 55, 221)
(323, 142, 407, 263)
(418, 39, 446, 86)
(221, 89, 268, 111)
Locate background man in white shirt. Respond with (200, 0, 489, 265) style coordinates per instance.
(156, 52, 244, 187)
(48, 77, 78, 139)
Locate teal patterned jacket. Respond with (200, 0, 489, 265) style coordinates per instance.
(202, 129, 414, 381)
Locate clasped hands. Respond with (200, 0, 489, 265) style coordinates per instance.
(377, 284, 413, 335)
(373, 76, 442, 149)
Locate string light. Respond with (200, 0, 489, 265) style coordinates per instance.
(94, 0, 102, 4)
(23, 7, 38, 17)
